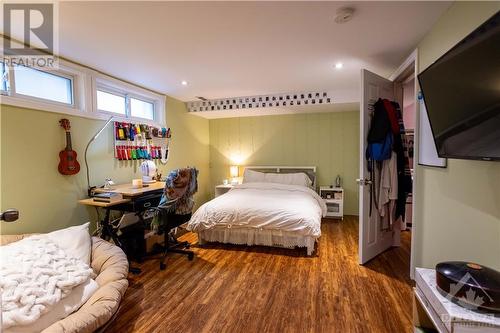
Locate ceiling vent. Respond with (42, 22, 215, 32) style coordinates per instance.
(334, 7, 355, 24)
(187, 91, 333, 113)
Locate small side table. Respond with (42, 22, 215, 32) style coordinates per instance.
(319, 186, 344, 219)
(215, 184, 234, 197)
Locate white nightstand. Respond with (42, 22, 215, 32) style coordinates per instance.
(319, 186, 344, 219)
(215, 184, 234, 197)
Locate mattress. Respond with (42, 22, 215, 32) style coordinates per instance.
(187, 182, 327, 237)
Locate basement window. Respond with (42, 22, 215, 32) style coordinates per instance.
(130, 97, 155, 120)
(0, 54, 164, 124)
(97, 89, 126, 115)
(95, 76, 163, 123)
(13, 65, 74, 105)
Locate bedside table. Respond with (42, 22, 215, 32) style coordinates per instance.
(215, 184, 234, 197)
(319, 186, 344, 219)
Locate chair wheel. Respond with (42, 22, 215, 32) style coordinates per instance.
(160, 263, 166, 270)
(188, 253, 194, 261)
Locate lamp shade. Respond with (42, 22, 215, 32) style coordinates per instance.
(230, 165, 239, 178)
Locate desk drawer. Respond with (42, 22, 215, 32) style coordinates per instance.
(112, 191, 163, 212)
(134, 193, 162, 210)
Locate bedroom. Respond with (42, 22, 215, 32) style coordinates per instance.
(1, 1, 499, 333)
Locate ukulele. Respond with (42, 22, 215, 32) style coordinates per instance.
(58, 119, 81, 175)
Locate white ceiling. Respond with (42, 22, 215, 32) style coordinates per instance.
(8, 2, 452, 105)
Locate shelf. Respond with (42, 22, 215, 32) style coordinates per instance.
(325, 199, 342, 204)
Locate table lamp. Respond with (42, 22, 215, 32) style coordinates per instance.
(230, 165, 239, 185)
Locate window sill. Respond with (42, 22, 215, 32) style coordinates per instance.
(1, 95, 165, 127)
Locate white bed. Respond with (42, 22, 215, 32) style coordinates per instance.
(187, 166, 327, 255)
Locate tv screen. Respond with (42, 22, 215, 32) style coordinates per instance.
(418, 11, 500, 161)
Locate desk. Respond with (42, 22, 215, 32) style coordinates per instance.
(78, 198, 131, 207)
(93, 181, 166, 197)
(79, 181, 166, 267)
(79, 181, 165, 212)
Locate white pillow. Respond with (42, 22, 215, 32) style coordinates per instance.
(6, 278, 99, 333)
(242, 169, 266, 183)
(264, 172, 313, 187)
(45, 222, 91, 266)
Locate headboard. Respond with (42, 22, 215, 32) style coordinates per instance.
(243, 166, 317, 188)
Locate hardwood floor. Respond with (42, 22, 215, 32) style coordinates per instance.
(107, 216, 413, 333)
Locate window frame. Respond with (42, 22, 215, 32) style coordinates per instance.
(129, 95, 157, 121)
(0, 49, 166, 126)
(93, 74, 164, 124)
(11, 64, 76, 107)
(95, 85, 128, 117)
(0, 61, 10, 93)
(0, 57, 90, 118)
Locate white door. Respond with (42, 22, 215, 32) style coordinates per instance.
(358, 69, 400, 264)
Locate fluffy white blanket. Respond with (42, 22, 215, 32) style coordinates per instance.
(0, 236, 93, 329)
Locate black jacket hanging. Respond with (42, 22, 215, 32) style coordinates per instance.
(367, 99, 391, 143)
(390, 101, 412, 221)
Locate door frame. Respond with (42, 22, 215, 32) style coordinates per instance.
(389, 49, 419, 279)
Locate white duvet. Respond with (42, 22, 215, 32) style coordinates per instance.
(187, 182, 327, 237)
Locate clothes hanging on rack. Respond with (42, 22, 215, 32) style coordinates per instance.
(366, 99, 412, 225)
(368, 99, 391, 143)
(383, 99, 400, 135)
(378, 152, 398, 228)
(366, 98, 392, 217)
(391, 101, 412, 220)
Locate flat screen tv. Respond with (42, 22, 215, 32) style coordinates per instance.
(418, 11, 500, 161)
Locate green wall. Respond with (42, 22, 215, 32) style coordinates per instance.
(209, 111, 360, 215)
(1, 103, 358, 235)
(414, 2, 500, 270)
(0, 96, 209, 234)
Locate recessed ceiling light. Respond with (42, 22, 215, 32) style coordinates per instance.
(335, 62, 343, 69)
(181, 80, 188, 86)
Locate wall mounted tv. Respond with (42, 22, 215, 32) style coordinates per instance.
(418, 11, 500, 161)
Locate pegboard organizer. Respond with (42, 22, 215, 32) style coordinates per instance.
(113, 122, 171, 164)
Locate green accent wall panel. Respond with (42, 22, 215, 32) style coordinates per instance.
(209, 111, 360, 215)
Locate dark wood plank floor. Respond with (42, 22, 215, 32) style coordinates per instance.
(107, 216, 413, 333)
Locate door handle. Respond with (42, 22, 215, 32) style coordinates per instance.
(0, 209, 19, 222)
(356, 178, 372, 186)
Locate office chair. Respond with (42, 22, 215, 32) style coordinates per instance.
(152, 198, 194, 270)
(149, 167, 198, 270)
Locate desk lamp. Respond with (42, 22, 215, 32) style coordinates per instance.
(84, 117, 114, 196)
